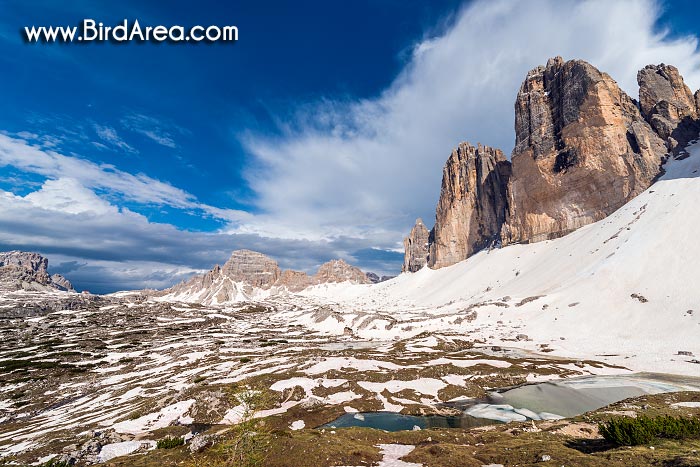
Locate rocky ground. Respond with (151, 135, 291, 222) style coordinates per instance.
(3, 288, 688, 466)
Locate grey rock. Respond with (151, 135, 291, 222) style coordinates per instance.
(402, 218, 431, 272)
(189, 433, 217, 453)
(0, 251, 74, 292)
(638, 64, 699, 148)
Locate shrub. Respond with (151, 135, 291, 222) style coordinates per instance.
(599, 415, 700, 446)
(157, 436, 185, 449)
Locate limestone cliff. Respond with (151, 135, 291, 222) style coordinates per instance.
(428, 143, 511, 268)
(501, 57, 666, 245)
(408, 57, 691, 271)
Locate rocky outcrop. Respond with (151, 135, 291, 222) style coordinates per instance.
(314, 259, 370, 284)
(402, 218, 430, 272)
(638, 64, 700, 149)
(0, 251, 74, 292)
(501, 57, 666, 245)
(428, 143, 511, 269)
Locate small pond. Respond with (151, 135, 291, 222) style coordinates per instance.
(322, 373, 700, 431)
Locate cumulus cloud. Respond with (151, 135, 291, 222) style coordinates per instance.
(241, 0, 700, 248)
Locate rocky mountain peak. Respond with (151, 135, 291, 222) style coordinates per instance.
(638, 63, 700, 150)
(402, 218, 430, 272)
(427, 142, 511, 269)
(0, 251, 74, 292)
(221, 249, 281, 289)
(502, 56, 667, 246)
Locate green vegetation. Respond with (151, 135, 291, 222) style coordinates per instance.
(40, 458, 71, 467)
(239, 357, 251, 363)
(599, 415, 700, 446)
(157, 436, 185, 449)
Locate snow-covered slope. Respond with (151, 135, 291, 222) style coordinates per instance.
(301, 140, 700, 376)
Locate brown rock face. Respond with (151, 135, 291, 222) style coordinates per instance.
(220, 249, 281, 289)
(428, 142, 511, 269)
(695, 89, 700, 115)
(638, 64, 699, 148)
(402, 218, 430, 272)
(314, 259, 370, 284)
(501, 57, 666, 245)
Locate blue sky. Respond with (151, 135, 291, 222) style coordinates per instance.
(1, 0, 699, 293)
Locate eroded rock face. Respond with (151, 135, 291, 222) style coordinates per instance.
(221, 249, 281, 289)
(428, 143, 511, 269)
(402, 218, 430, 272)
(0, 251, 74, 291)
(502, 57, 666, 245)
(277, 270, 314, 292)
(638, 64, 699, 149)
(314, 259, 370, 284)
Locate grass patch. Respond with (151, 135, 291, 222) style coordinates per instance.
(599, 415, 700, 446)
(157, 436, 185, 449)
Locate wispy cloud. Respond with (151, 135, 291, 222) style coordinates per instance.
(93, 124, 138, 154)
(121, 113, 183, 148)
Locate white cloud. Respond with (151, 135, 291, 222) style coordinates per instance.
(24, 178, 118, 215)
(0, 133, 249, 223)
(241, 0, 700, 248)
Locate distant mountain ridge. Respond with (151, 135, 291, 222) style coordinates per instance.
(156, 249, 372, 305)
(0, 251, 74, 292)
(405, 57, 700, 270)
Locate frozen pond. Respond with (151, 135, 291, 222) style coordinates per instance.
(323, 373, 700, 430)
